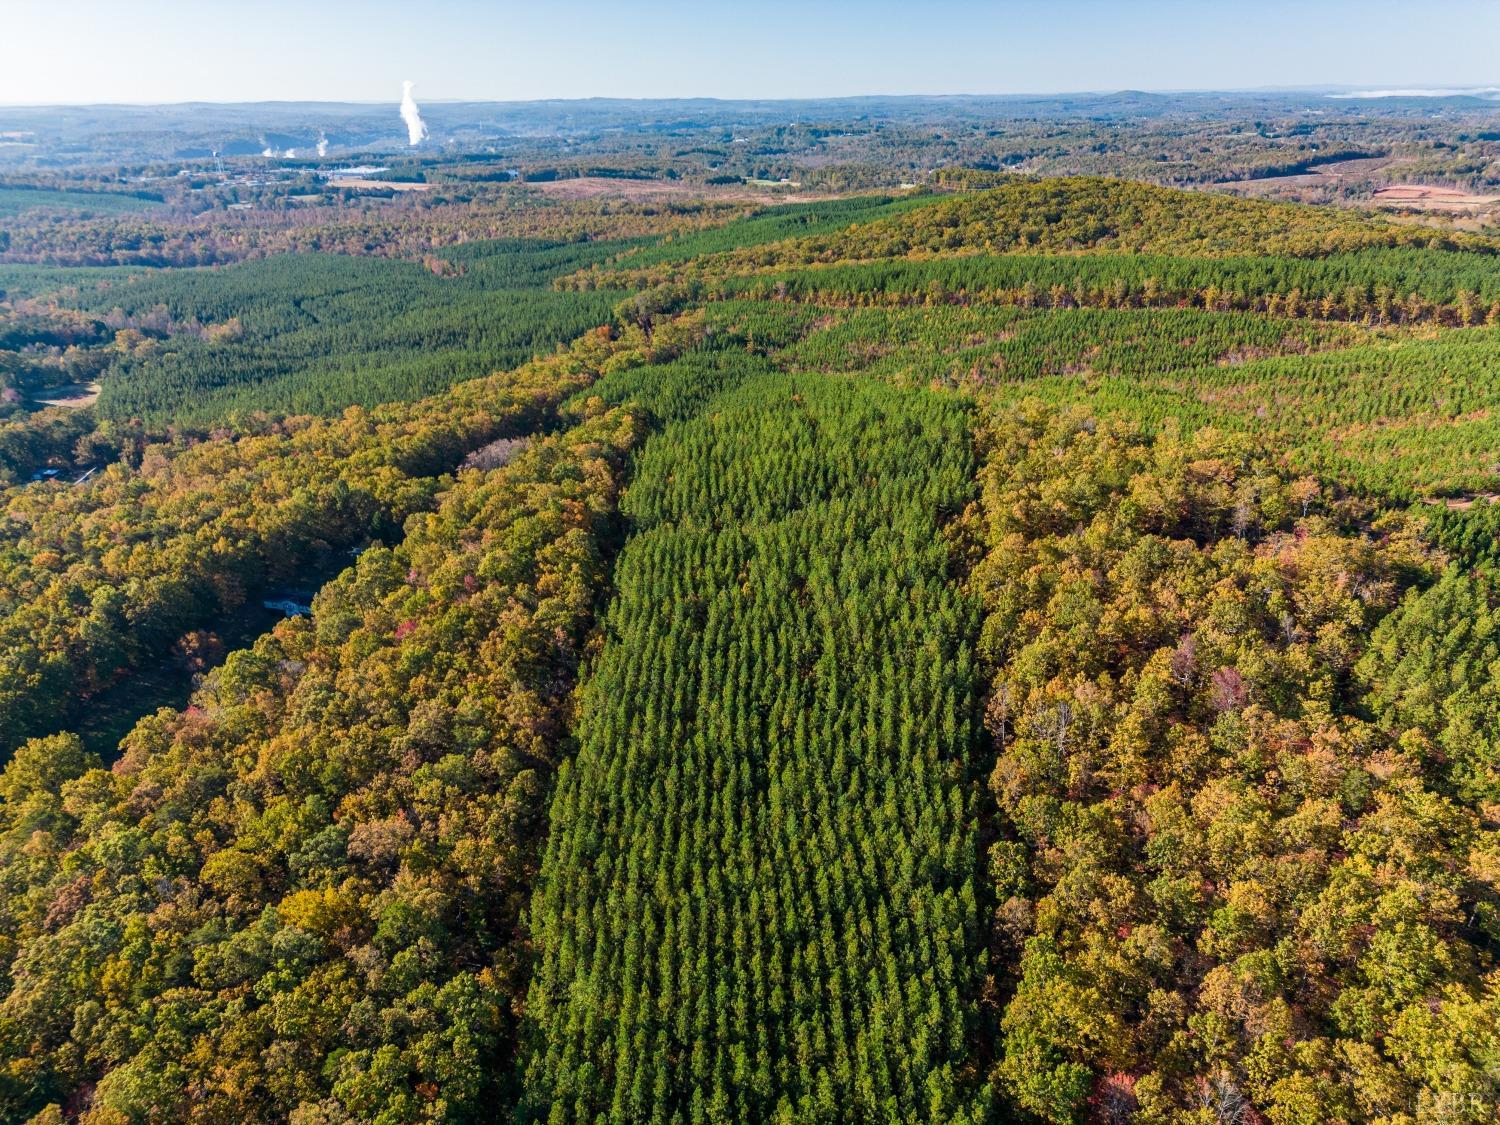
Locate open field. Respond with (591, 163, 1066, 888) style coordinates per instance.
(325, 177, 432, 191)
(533, 174, 841, 204)
(1209, 157, 1500, 214)
(1211, 156, 1398, 194)
(32, 381, 99, 409)
(1422, 491, 1500, 509)
(1372, 183, 1500, 210)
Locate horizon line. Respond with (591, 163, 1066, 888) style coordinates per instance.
(3, 84, 1499, 111)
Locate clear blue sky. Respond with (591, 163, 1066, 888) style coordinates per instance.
(3, 0, 1497, 105)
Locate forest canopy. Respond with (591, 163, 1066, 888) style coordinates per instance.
(0, 144, 1497, 1124)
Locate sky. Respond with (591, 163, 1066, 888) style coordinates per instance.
(2, 0, 1498, 105)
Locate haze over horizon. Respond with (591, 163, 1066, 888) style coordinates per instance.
(4, 0, 1498, 106)
(8, 86, 1500, 110)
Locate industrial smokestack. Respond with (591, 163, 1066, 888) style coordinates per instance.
(400, 80, 428, 146)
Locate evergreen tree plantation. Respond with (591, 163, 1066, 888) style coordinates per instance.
(523, 355, 984, 1122)
(1, 87, 1499, 1125)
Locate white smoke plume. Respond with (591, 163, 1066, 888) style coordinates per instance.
(285, 148, 297, 159)
(260, 134, 273, 158)
(400, 80, 428, 146)
(316, 132, 329, 158)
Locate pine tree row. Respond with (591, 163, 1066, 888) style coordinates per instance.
(522, 354, 987, 1123)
